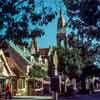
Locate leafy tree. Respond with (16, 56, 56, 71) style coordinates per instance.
(0, 0, 57, 44)
(29, 65, 47, 78)
(56, 33, 96, 77)
(63, 0, 100, 41)
(30, 27, 45, 53)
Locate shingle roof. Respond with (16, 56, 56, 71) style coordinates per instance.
(8, 41, 31, 64)
(0, 40, 30, 75)
(0, 50, 15, 77)
(0, 40, 48, 77)
(6, 57, 25, 76)
(5, 44, 29, 74)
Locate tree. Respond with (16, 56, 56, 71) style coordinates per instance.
(62, 0, 100, 73)
(56, 32, 96, 77)
(30, 27, 45, 53)
(0, 0, 32, 42)
(63, 0, 100, 33)
(63, 0, 100, 46)
(81, 64, 98, 77)
(0, 0, 57, 44)
(29, 65, 47, 78)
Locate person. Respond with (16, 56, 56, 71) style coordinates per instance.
(65, 77, 71, 93)
(88, 77, 94, 95)
(85, 78, 88, 89)
(5, 83, 12, 100)
(72, 78, 77, 91)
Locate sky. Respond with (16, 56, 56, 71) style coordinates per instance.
(37, 15, 57, 48)
(35, 0, 69, 48)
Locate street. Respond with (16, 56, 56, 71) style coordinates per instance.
(59, 93, 100, 100)
(12, 93, 100, 100)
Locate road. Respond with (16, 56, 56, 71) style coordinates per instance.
(59, 93, 100, 100)
(2, 92, 100, 100)
(12, 95, 100, 100)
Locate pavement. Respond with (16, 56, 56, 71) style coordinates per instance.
(1, 90, 100, 100)
(12, 91, 100, 100)
(12, 93, 100, 100)
(12, 96, 52, 100)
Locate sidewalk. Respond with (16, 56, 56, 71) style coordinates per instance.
(12, 96, 53, 100)
(94, 89, 100, 93)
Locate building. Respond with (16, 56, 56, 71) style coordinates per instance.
(0, 38, 50, 95)
(0, 49, 15, 92)
(0, 9, 67, 96)
(0, 40, 31, 95)
(48, 9, 67, 76)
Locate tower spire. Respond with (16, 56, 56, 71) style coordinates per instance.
(56, 7, 67, 48)
(57, 8, 65, 33)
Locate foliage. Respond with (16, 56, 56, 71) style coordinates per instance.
(56, 46, 82, 76)
(81, 64, 99, 77)
(29, 65, 47, 78)
(30, 27, 45, 38)
(56, 32, 96, 77)
(63, 0, 100, 40)
(0, 0, 57, 44)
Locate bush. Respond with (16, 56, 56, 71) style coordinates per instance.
(30, 66, 48, 78)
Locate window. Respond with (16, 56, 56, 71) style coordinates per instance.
(0, 79, 5, 92)
(18, 79, 25, 89)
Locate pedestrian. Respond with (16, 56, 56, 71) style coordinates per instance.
(89, 77, 94, 95)
(65, 77, 71, 93)
(5, 83, 12, 100)
(85, 77, 89, 91)
(72, 78, 77, 91)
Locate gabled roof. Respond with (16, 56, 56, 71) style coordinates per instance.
(0, 49, 15, 77)
(5, 44, 29, 74)
(0, 40, 30, 75)
(0, 40, 49, 77)
(8, 41, 31, 64)
(6, 57, 25, 76)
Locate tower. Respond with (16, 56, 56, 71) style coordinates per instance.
(56, 9, 67, 75)
(57, 9, 67, 48)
